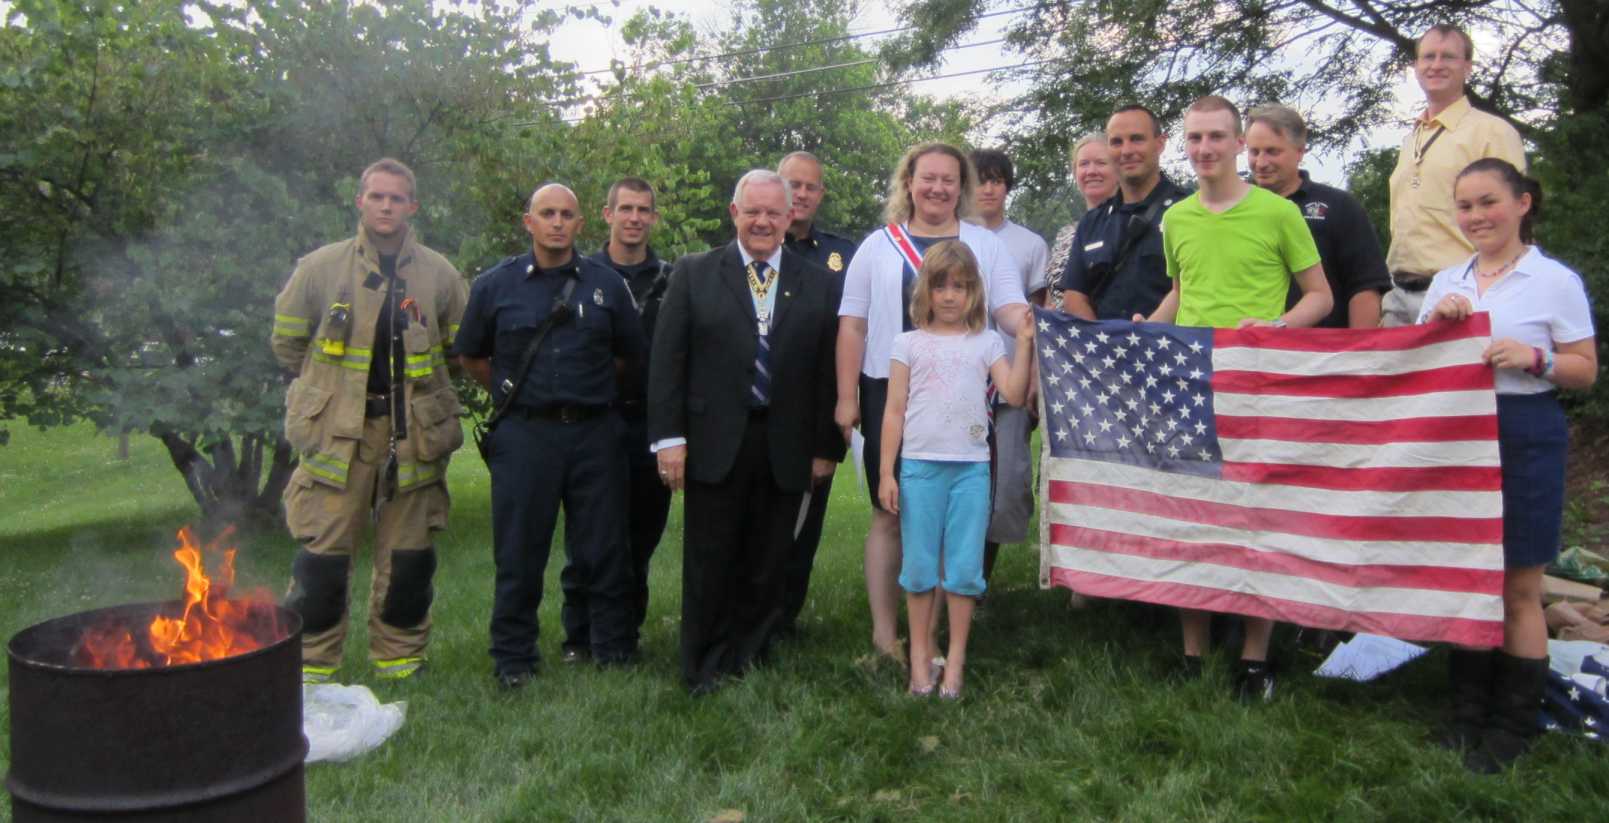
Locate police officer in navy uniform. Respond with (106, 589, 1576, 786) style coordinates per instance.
(1059, 105, 1188, 321)
(558, 176, 675, 664)
(455, 183, 647, 688)
(775, 151, 856, 637)
(1245, 104, 1391, 328)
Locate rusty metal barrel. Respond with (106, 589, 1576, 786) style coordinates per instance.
(7, 602, 307, 822)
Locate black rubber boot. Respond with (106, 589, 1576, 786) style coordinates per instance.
(1465, 652, 1547, 774)
(1435, 648, 1493, 750)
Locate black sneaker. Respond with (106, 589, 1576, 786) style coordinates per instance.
(1234, 660, 1276, 704)
(496, 669, 536, 690)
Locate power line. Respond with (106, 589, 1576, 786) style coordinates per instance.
(559, 57, 1056, 121)
(576, 2, 1049, 77)
(694, 36, 1010, 91)
(550, 32, 1030, 114)
(729, 58, 1058, 106)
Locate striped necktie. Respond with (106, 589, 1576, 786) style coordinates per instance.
(748, 260, 772, 407)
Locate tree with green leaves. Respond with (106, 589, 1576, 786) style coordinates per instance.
(0, 0, 577, 526)
(572, 0, 976, 254)
(895, 0, 1608, 411)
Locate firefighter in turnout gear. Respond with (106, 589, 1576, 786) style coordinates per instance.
(271, 158, 469, 683)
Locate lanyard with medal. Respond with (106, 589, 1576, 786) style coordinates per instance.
(748, 260, 777, 336)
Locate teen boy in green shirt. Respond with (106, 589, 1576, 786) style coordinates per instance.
(1139, 95, 1333, 702)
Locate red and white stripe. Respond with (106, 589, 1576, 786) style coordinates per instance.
(1040, 315, 1505, 647)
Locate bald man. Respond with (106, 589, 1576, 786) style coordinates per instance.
(456, 183, 648, 688)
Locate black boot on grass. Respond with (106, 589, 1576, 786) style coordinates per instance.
(1436, 648, 1493, 750)
(1465, 652, 1547, 774)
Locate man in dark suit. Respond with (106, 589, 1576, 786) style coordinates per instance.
(648, 169, 845, 694)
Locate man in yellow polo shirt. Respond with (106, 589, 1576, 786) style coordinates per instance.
(1382, 24, 1526, 326)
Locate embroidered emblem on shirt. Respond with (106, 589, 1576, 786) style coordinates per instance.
(1303, 202, 1329, 220)
(592, 288, 605, 306)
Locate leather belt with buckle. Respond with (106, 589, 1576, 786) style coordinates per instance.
(1391, 272, 1433, 293)
(364, 394, 391, 418)
(514, 404, 607, 424)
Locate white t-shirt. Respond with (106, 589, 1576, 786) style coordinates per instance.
(890, 329, 1007, 461)
(985, 219, 1050, 363)
(1416, 246, 1595, 395)
(840, 221, 1027, 378)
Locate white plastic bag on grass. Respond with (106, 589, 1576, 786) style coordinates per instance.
(303, 683, 406, 763)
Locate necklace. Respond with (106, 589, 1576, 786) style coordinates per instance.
(1475, 246, 1527, 280)
(747, 262, 776, 335)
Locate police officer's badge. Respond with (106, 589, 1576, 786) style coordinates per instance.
(827, 251, 844, 272)
(593, 288, 605, 306)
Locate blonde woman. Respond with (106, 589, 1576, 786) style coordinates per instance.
(1047, 133, 1119, 306)
(835, 142, 1030, 664)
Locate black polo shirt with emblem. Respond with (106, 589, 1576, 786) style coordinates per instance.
(1282, 171, 1392, 328)
(1058, 176, 1188, 320)
(455, 251, 646, 410)
(784, 226, 857, 285)
(588, 245, 671, 409)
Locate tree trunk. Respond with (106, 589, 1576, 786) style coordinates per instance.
(155, 430, 294, 533)
(1561, 0, 1609, 114)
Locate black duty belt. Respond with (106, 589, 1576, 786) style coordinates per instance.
(512, 404, 608, 424)
(1391, 272, 1433, 293)
(364, 394, 392, 419)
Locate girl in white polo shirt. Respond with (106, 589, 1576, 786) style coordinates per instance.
(1419, 157, 1597, 773)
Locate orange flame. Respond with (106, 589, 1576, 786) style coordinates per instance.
(75, 526, 281, 669)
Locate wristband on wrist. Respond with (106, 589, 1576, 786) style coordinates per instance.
(1543, 348, 1557, 379)
(1271, 318, 1288, 329)
(1524, 346, 1543, 376)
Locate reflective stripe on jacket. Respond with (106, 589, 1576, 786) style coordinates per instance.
(271, 225, 469, 491)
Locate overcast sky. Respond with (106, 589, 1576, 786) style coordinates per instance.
(549, 0, 1432, 188)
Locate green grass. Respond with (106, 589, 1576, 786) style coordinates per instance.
(3, 424, 1607, 821)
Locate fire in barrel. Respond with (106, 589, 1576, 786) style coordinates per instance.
(7, 527, 308, 823)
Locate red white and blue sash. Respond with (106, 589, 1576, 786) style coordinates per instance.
(883, 222, 924, 277)
(883, 223, 998, 418)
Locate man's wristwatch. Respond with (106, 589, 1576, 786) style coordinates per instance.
(1271, 319, 1289, 329)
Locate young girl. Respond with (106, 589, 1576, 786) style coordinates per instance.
(878, 240, 1034, 699)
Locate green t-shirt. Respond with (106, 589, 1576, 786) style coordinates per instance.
(1162, 185, 1321, 329)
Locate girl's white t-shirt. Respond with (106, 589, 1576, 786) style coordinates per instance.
(890, 329, 1007, 462)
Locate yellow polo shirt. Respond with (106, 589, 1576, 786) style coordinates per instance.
(1386, 95, 1526, 277)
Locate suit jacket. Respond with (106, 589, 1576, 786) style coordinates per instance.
(648, 241, 846, 493)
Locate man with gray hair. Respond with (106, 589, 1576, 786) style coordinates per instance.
(1246, 104, 1390, 328)
(649, 169, 845, 693)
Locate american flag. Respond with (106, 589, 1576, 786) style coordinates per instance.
(1033, 307, 1505, 647)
